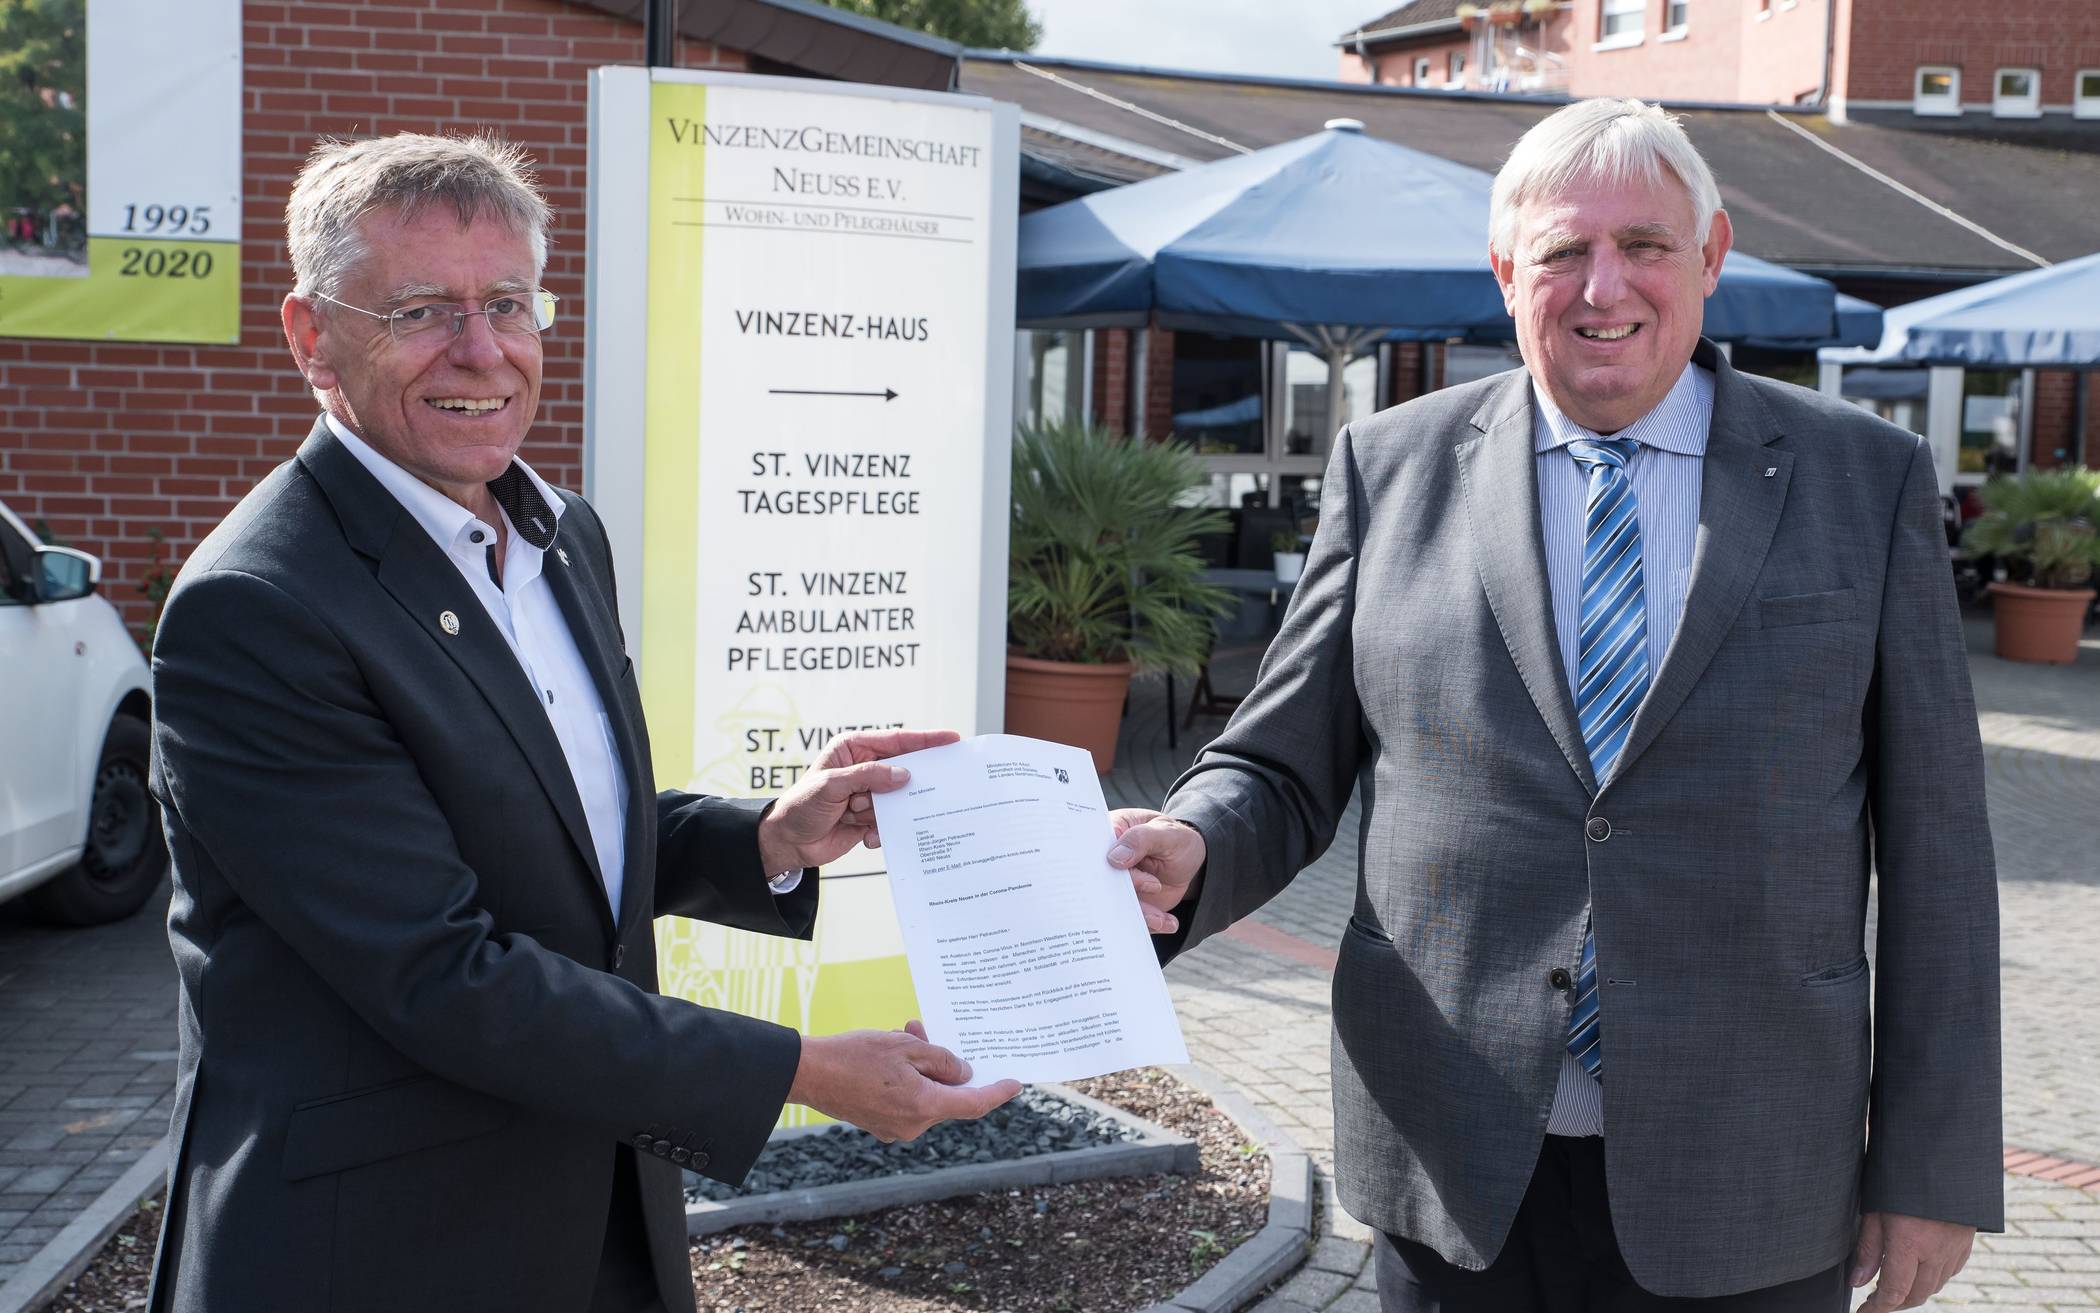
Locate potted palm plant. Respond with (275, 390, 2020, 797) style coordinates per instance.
(1007, 420, 1229, 771)
(1961, 467, 2100, 664)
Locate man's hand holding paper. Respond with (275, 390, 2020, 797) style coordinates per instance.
(870, 734, 1188, 1084)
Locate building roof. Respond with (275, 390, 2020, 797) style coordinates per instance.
(1337, 1, 1467, 46)
(962, 54, 2100, 280)
(570, 0, 962, 91)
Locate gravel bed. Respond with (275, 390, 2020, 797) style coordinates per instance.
(686, 1085, 1146, 1202)
(47, 1068, 1271, 1313)
(681, 1066, 1273, 1312)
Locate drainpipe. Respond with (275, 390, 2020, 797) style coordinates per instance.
(1812, 0, 1840, 114)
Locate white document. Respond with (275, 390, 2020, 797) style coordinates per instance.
(871, 733, 1189, 1084)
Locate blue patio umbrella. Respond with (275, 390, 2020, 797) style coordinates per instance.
(1018, 120, 1846, 352)
(1822, 251, 2100, 366)
(1742, 292, 1885, 351)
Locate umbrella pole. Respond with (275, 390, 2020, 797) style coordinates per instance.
(1327, 347, 1347, 443)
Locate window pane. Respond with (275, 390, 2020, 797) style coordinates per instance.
(1170, 334, 1265, 455)
(2081, 72, 2100, 99)
(1919, 70, 1953, 98)
(1960, 369, 2021, 475)
(1450, 51, 1465, 77)
(1667, 1, 1688, 29)
(1998, 71, 2033, 98)
(1282, 345, 1378, 457)
(1021, 330, 1082, 428)
(1441, 343, 1525, 390)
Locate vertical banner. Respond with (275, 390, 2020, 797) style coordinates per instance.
(588, 68, 1017, 1124)
(0, 0, 241, 344)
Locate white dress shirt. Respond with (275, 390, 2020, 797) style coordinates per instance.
(327, 415, 633, 913)
(1530, 362, 1714, 1137)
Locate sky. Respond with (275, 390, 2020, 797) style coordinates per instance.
(1022, 0, 1395, 81)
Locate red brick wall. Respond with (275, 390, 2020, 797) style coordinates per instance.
(1345, 37, 1477, 88)
(1091, 328, 1129, 434)
(1142, 328, 1175, 442)
(2031, 370, 2099, 470)
(1839, 0, 2100, 107)
(0, 0, 745, 642)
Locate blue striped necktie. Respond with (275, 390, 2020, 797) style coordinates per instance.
(1565, 437, 1649, 1082)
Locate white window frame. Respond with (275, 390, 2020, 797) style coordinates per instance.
(1414, 55, 1432, 84)
(1661, 0, 1689, 39)
(1913, 65, 1961, 117)
(2078, 69, 2100, 120)
(1992, 67, 2041, 118)
(1596, 0, 1644, 49)
(1448, 49, 1466, 83)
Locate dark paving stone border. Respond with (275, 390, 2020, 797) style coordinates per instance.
(1142, 1064, 1313, 1313)
(684, 1082, 1199, 1237)
(0, 1139, 164, 1313)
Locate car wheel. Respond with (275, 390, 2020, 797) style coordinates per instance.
(24, 713, 168, 926)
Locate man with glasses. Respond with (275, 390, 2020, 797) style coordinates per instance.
(145, 133, 1016, 1313)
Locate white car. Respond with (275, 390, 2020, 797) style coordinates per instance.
(0, 498, 166, 924)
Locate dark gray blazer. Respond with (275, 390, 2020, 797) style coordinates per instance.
(146, 418, 816, 1313)
(1163, 341, 2002, 1297)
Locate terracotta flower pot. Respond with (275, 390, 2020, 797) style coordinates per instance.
(1989, 581, 2095, 664)
(1004, 653, 1136, 774)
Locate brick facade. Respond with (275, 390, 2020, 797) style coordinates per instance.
(2032, 371, 2099, 470)
(1835, 0, 2100, 110)
(0, 0, 745, 641)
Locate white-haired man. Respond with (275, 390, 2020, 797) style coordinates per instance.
(146, 133, 1016, 1313)
(1110, 99, 2000, 1311)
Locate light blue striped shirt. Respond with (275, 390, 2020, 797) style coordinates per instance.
(1532, 361, 1713, 1137)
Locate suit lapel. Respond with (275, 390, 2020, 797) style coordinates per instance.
(1456, 372, 1598, 797)
(298, 421, 615, 936)
(1610, 343, 1792, 784)
(540, 524, 652, 935)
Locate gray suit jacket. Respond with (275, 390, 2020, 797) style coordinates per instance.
(1162, 340, 2002, 1297)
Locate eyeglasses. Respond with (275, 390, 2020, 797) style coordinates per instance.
(314, 289, 559, 342)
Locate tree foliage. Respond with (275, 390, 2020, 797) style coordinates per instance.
(0, 0, 86, 213)
(818, 0, 1041, 51)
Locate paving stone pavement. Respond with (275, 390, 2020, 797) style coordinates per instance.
(1108, 614, 2100, 1310)
(0, 881, 175, 1290)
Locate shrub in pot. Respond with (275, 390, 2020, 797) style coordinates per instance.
(1961, 467, 2100, 664)
(1007, 421, 1229, 770)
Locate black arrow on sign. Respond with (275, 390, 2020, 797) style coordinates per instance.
(768, 387, 898, 401)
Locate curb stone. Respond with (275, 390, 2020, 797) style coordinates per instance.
(0, 1140, 167, 1313)
(1138, 1063, 1316, 1313)
(684, 1082, 1198, 1237)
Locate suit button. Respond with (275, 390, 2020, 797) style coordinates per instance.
(690, 1151, 710, 1171)
(652, 1139, 671, 1157)
(671, 1147, 690, 1164)
(1585, 817, 1611, 842)
(1549, 967, 1573, 992)
(632, 1133, 652, 1150)
(613, 944, 626, 969)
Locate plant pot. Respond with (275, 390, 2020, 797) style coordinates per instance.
(1004, 654, 1136, 774)
(1272, 551, 1306, 584)
(1989, 581, 2094, 664)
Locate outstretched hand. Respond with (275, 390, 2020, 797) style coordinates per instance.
(1106, 808, 1206, 934)
(756, 729, 960, 872)
(788, 1021, 1021, 1143)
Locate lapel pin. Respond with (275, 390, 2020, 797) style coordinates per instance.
(439, 610, 460, 636)
(1763, 467, 1777, 478)
(555, 547, 570, 567)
